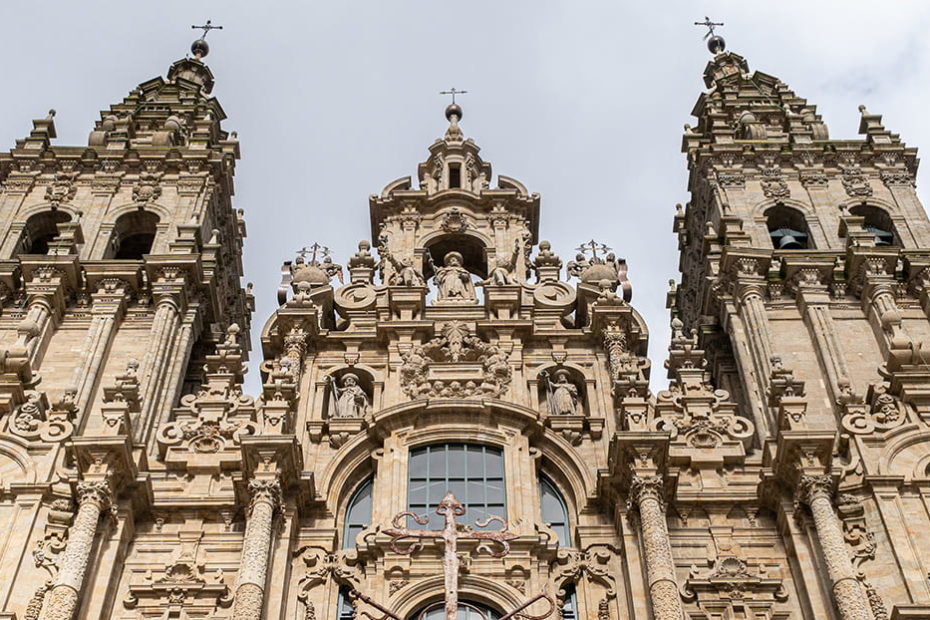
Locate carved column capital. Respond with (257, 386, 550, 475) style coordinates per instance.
(796, 473, 834, 506)
(629, 474, 665, 511)
(247, 478, 283, 515)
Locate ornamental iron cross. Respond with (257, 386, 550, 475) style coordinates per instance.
(385, 492, 515, 619)
(297, 242, 330, 264)
(440, 88, 468, 105)
(694, 16, 724, 39)
(575, 239, 612, 261)
(192, 20, 223, 38)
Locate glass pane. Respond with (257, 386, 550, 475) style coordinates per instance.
(447, 444, 466, 475)
(467, 447, 484, 477)
(429, 481, 447, 505)
(428, 447, 445, 477)
(409, 480, 428, 505)
(485, 479, 505, 504)
(410, 450, 429, 477)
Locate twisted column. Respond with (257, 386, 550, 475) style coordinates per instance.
(798, 475, 870, 620)
(39, 481, 111, 620)
(630, 475, 683, 620)
(231, 479, 282, 619)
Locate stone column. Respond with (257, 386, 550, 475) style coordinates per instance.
(147, 308, 198, 455)
(24, 296, 55, 365)
(630, 475, 683, 620)
(231, 479, 282, 619)
(39, 480, 111, 620)
(798, 294, 850, 405)
(798, 475, 870, 620)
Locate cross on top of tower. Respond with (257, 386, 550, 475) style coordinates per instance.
(439, 87, 468, 105)
(694, 16, 727, 55)
(296, 242, 331, 265)
(575, 239, 613, 261)
(192, 20, 223, 39)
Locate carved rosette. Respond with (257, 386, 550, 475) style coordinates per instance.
(38, 481, 111, 620)
(231, 479, 282, 620)
(796, 475, 870, 620)
(629, 475, 683, 620)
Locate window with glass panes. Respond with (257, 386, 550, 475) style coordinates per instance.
(407, 444, 505, 527)
(337, 586, 354, 619)
(342, 477, 373, 549)
(539, 475, 571, 546)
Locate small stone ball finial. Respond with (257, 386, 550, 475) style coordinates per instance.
(707, 34, 726, 54)
(47, 109, 56, 119)
(445, 103, 463, 121)
(191, 38, 210, 59)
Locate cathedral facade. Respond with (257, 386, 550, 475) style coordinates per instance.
(0, 31, 929, 620)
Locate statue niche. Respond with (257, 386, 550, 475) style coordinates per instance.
(540, 368, 585, 416)
(422, 234, 488, 305)
(326, 371, 372, 419)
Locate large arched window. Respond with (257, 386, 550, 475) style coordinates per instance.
(106, 210, 159, 259)
(408, 444, 505, 527)
(343, 477, 373, 549)
(413, 601, 501, 619)
(17, 210, 70, 255)
(539, 475, 571, 546)
(765, 205, 811, 250)
(850, 204, 897, 246)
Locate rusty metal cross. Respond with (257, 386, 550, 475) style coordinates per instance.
(694, 16, 724, 39)
(385, 492, 516, 620)
(440, 88, 468, 105)
(192, 20, 223, 39)
(575, 239, 612, 261)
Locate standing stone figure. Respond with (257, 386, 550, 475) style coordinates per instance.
(479, 239, 521, 286)
(543, 369, 580, 415)
(429, 251, 476, 302)
(385, 252, 426, 287)
(328, 373, 369, 418)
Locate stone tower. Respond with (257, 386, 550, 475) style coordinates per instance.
(2, 28, 930, 620)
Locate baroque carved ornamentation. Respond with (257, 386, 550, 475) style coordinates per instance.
(399, 321, 512, 399)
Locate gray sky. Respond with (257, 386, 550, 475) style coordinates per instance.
(3, 0, 929, 394)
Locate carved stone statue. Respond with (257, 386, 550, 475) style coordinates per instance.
(543, 369, 581, 415)
(328, 373, 369, 418)
(429, 252, 476, 302)
(479, 239, 521, 287)
(566, 253, 590, 279)
(385, 253, 425, 287)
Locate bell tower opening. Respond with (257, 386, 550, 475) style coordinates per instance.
(448, 163, 461, 188)
(18, 210, 71, 255)
(107, 210, 159, 259)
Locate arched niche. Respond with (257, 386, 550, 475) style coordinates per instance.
(421, 231, 490, 280)
(15, 210, 71, 256)
(321, 366, 377, 419)
(531, 363, 590, 417)
(104, 209, 160, 259)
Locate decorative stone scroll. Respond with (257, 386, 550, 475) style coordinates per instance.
(399, 321, 512, 399)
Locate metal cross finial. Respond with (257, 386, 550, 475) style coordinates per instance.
(192, 20, 223, 39)
(575, 239, 613, 261)
(439, 88, 468, 105)
(694, 16, 724, 39)
(296, 242, 330, 265)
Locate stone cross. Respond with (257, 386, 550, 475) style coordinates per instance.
(575, 239, 612, 261)
(439, 88, 468, 105)
(384, 492, 516, 620)
(192, 20, 223, 38)
(694, 16, 724, 39)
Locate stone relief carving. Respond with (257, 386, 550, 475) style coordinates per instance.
(399, 321, 512, 399)
(7, 390, 75, 443)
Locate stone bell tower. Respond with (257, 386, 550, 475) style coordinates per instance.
(0, 29, 253, 620)
(671, 29, 930, 619)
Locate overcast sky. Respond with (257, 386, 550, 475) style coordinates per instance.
(2, 0, 929, 393)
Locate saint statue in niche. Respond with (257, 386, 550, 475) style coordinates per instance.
(542, 369, 581, 416)
(328, 373, 369, 418)
(428, 251, 476, 302)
